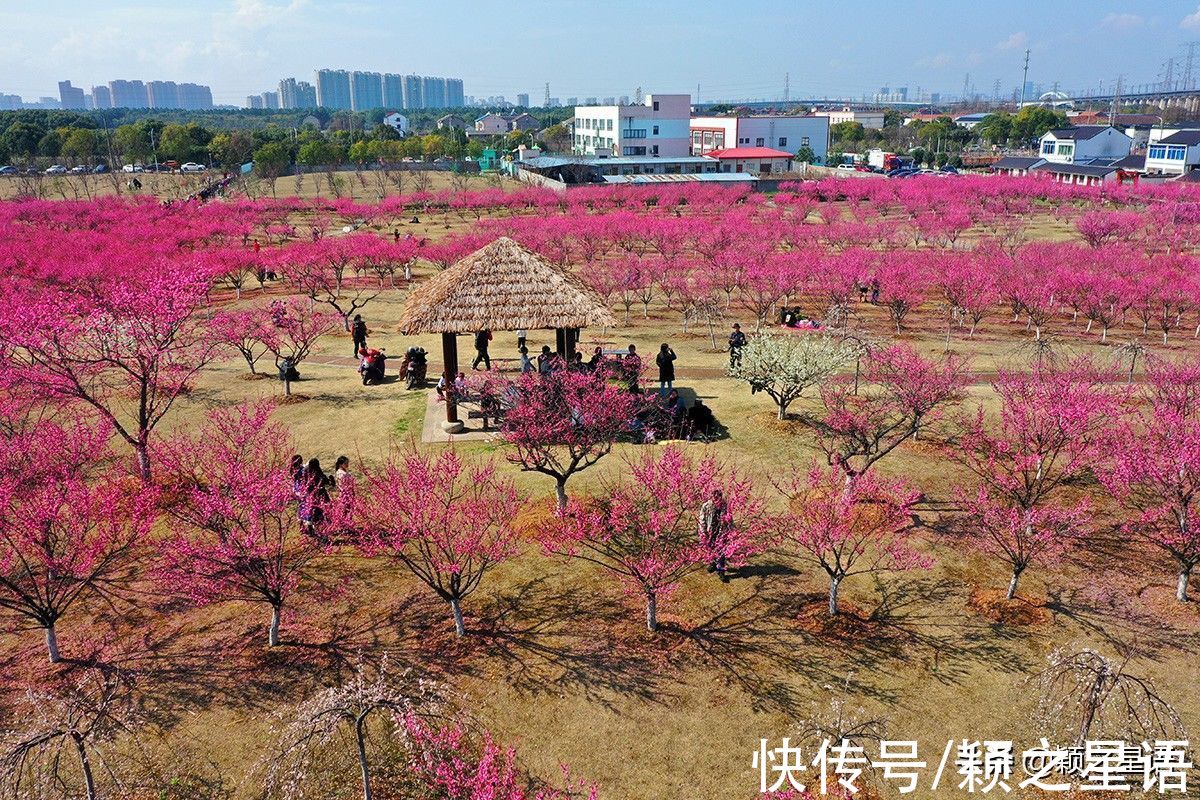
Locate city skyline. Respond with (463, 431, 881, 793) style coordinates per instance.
(6, 1, 1200, 106)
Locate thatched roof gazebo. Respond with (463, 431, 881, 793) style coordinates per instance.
(398, 236, 617, 431)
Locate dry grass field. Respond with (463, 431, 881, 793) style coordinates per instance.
(3, 193, 1199, 800)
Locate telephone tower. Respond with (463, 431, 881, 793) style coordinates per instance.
(543, 82, 550, 106)
(634, 85, 643, 104)
(784, 72, 790, 102)
(1020, 49, 1030, 106)
(1184, 42, 1200, 89)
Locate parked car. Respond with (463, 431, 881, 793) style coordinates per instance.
(835, 164, 857, 172)
(180, 162, 207, 173)
(122, 164, 144, 173)
(92, 163, 109, 173)
(69, 165, 88, 174)
(144, 163, 170, 173)
(45, 164, 68, 175)
(0, 165, 18, 176)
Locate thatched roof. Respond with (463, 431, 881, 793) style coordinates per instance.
(398, 237, 618, 334)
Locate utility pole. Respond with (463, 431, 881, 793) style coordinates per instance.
(962, 72, 971, 102)
(1184, 42, 1199, 89)
(1020, 49, 1031, 107)
(1110, 75, 1123, 121)
(696, 81, 700, 105)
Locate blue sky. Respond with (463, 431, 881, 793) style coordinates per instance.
(5, 0, 1200, 104)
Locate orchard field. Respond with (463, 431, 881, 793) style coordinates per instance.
(2, 176, 1200, 799)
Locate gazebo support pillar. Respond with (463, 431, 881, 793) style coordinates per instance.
(554, 327, 579, 360)
(441, 332, 463, 432)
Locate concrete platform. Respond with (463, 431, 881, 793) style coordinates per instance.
(419, 389, 502, 443)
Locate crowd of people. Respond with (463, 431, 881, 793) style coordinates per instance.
(289, 454, 354, 541)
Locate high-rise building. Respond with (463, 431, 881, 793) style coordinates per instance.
(422, 76, 446, 109)
(279, 78, 315, 109)
(0, 94, 21, 111)
(261, 91, 280, 109)
(516, 93, 530, 107)
(350, 70, 383, 111)
(383, 73, 404, 108)
(315, 69, 352, 110)
(147, 80, 178, 108)
(91, 85, 112, 109)
(176, 83, 213, 110)
(58, 80, 86, 110)
(109, 79, 149, 108)
(246, 95, 264, 109)
(548, 97, 560, 107)
(566, 97, 577, 105)
(403, 74, 423, 109)
(446, 78, 464, 108)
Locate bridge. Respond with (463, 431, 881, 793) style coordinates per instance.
(1061, 87, 1200, 113)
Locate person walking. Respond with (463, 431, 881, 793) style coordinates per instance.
(656, 343, 677, 397)
(519, 346, 534, 374)
(351, 315, 368, 357)
(698, 488, 730, 582)
(472, 329, 492, 370)
(728, 323, 747, 369)
(299, 458, 333, 534)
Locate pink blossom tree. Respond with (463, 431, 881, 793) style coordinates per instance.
(1098, 360, 1200, 601)
(802, 346, 969, 482)
(211, 307, 278, 375)
(955, 360, 1127, 598)
(540, 446, 766, 631)
(0, 419, 153, 662)
(354, 451, 521, 636)
(1, 268, 221, 480)
(265, 298, 340, 396)
(500, 369, 644, 511)
(157, 403, 328, 647)
(777, 465, 926, 616)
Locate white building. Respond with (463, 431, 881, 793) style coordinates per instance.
(1036, 126, 1132, 165)
(1145, 130, 1200, 176)
(690, 115, 829, 163)
(812, 107, 886, 130)
(383, 112, 409, 135)
(573, 94, 692, 157)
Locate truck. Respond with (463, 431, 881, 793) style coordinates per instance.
(868, 149, 906, 172)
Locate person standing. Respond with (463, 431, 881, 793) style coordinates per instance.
(656, 343, 677, 397)
(519, 346, 534, 374)
(351, 314, 368, 357)
(472, 329, 492, 370)
(698, 488, 730, 582)
(516, 329, 528, 350)
(728, 323, 747, 369)
(537, 345, 554, 374)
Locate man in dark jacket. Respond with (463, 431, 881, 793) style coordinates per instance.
(472, 329, 492, 370)
(351, 314, 368, 357)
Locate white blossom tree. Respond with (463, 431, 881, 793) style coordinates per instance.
(730, 332, 858, 420)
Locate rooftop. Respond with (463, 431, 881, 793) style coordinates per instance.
(991, 156, 1045, 169)
(522, 155, 715, 170)
(1045, 125, 1114, 141)
(704, 147, 794, 159)
(397, 237, 616, 335)
(1032, 162, 1119, 177)
(1157, 130, 1200, 145)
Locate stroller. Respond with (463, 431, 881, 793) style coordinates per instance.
(359, 348, 387, 385)
(400, 346, 428, 389)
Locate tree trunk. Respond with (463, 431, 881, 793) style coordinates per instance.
(829, 575, 842, 616)
(71, 733, 97, 800)
(135, 443, 151, 482)
(355, 715, 373, 800)
(45, 624, 60, 663)
(777, 400, 788, 421)
(646, 591, 658, 632)
(269, 604, 281, 647)
(450, 596, 466, 636)
(1006, 568, 1022, 600)
(554, 478, 568, 513)
(1178, 566, 1192, 603)
(284, 375, 292, 396)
